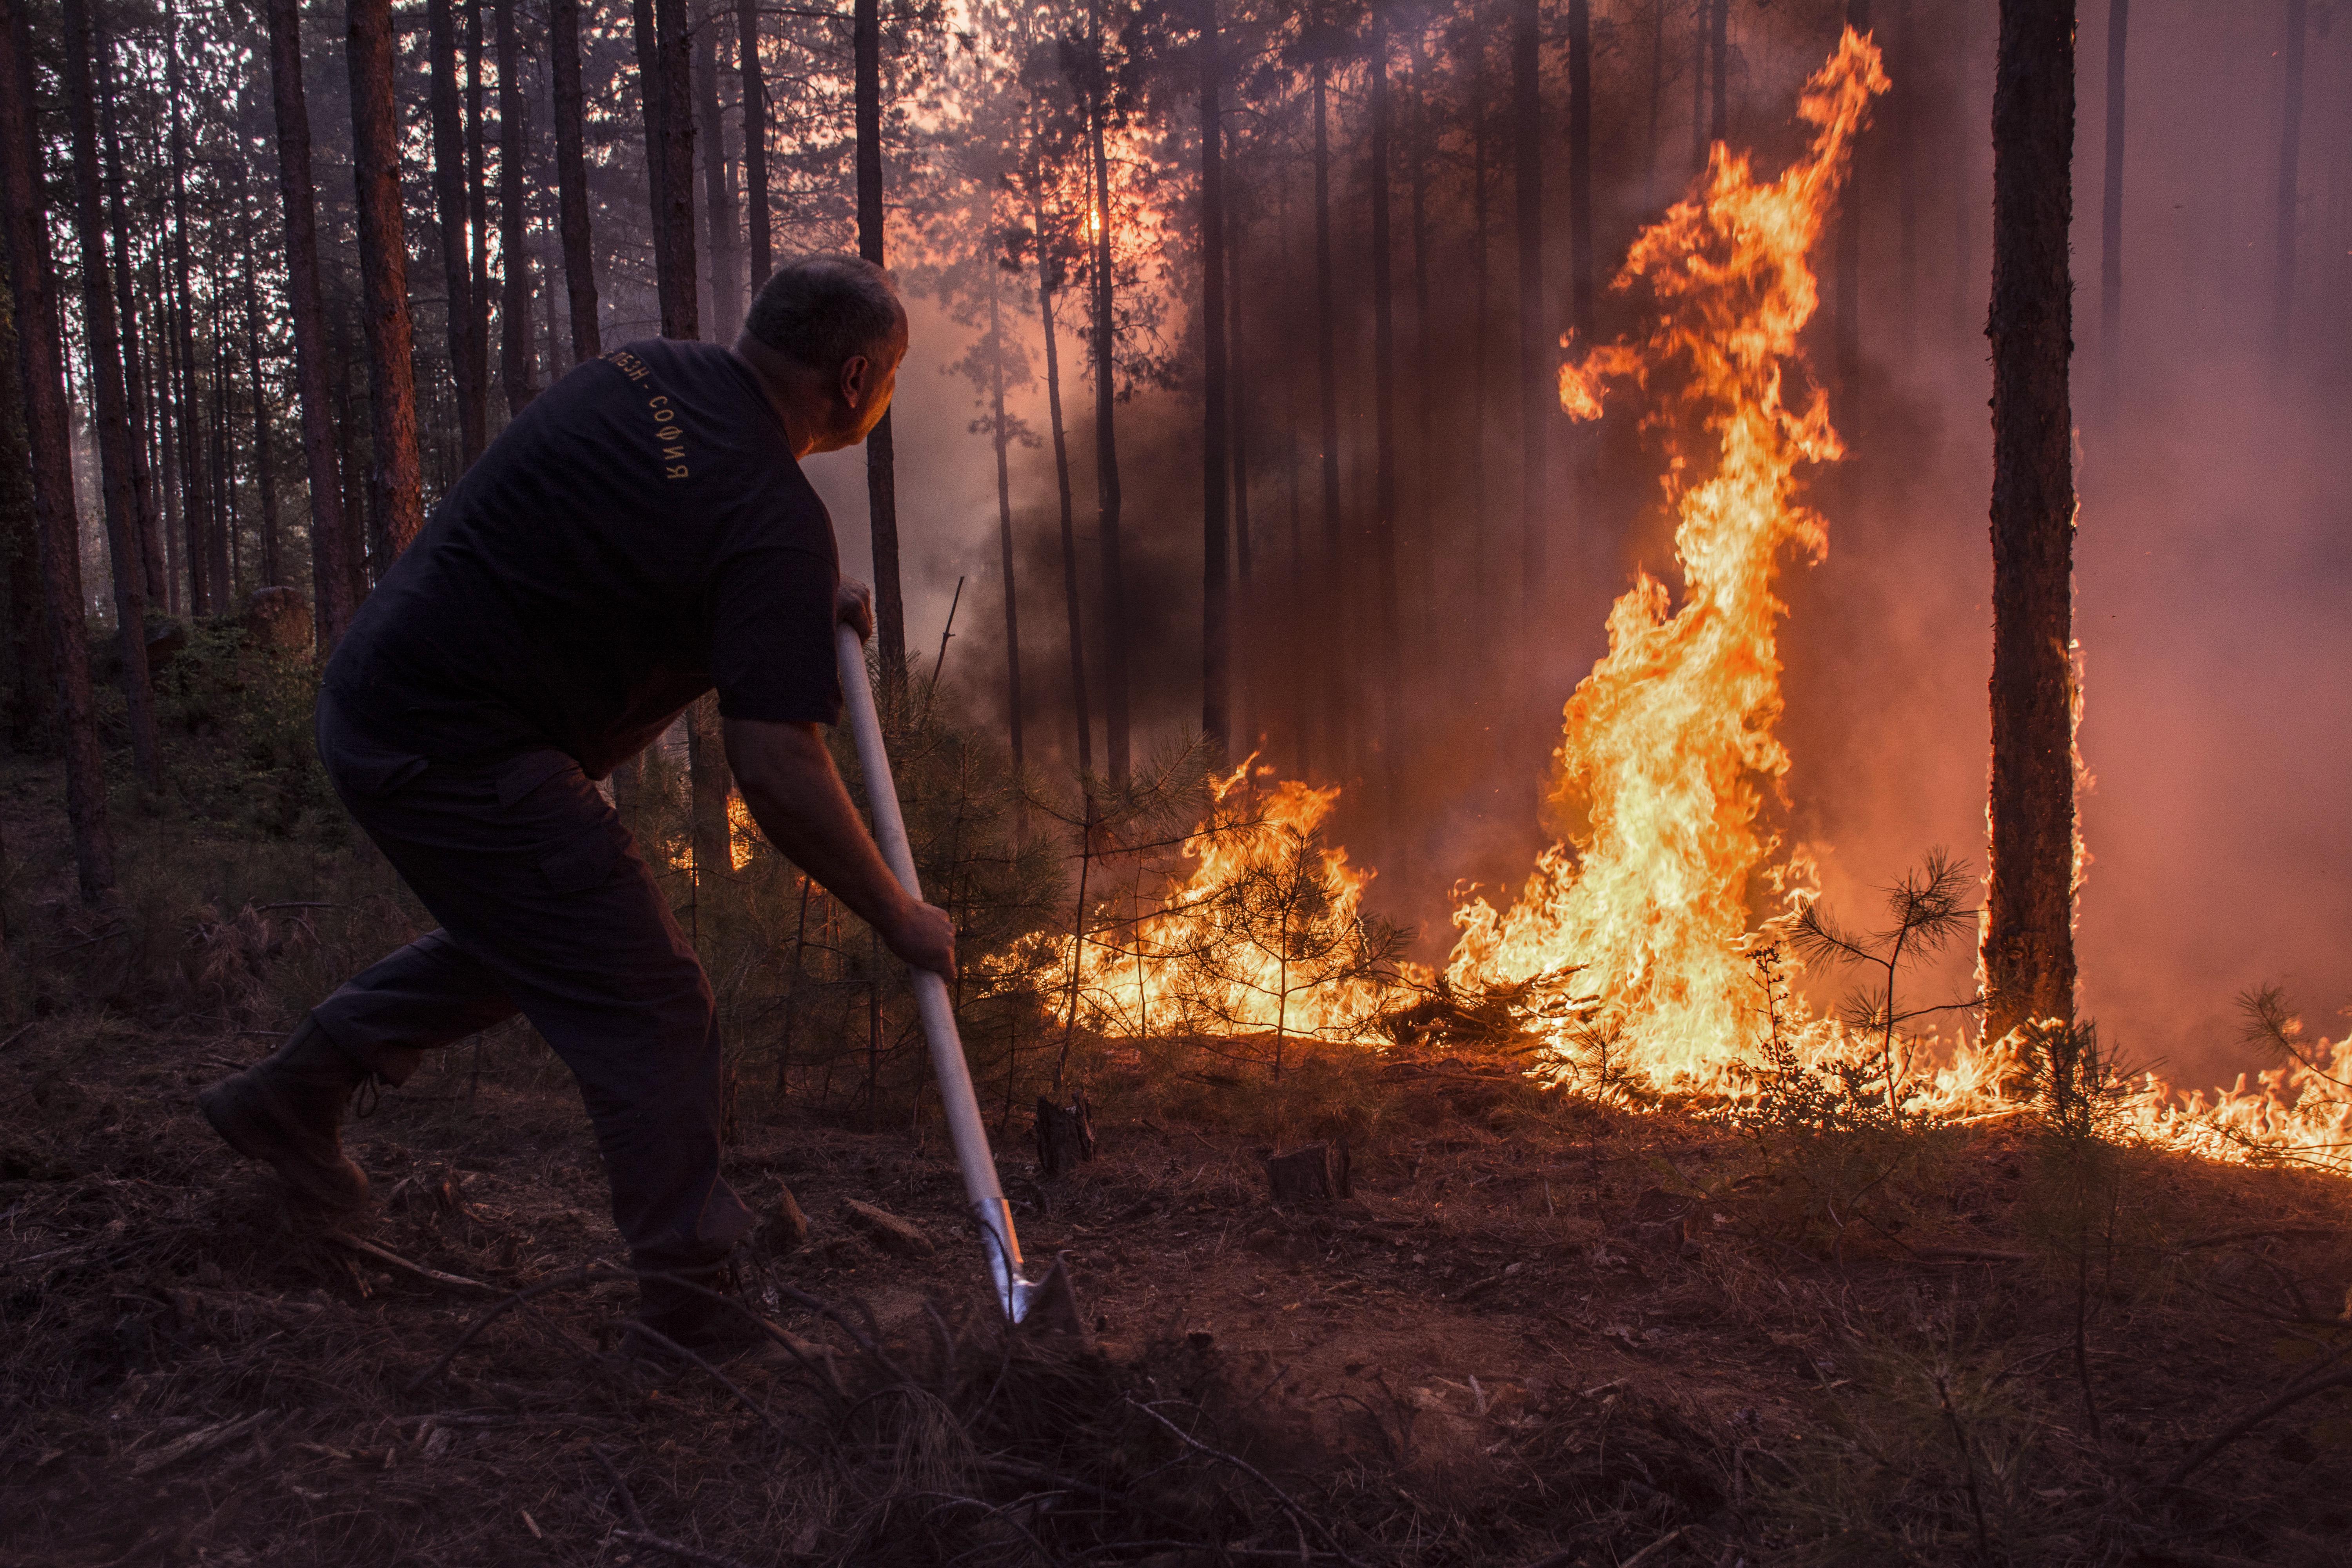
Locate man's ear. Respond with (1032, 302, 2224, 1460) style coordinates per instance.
(838, 353, 871, 411)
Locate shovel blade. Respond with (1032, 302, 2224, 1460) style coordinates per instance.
(1018, 1253, 1089, 1345)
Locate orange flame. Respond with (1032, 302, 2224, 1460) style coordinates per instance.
(1446, 31, 1887, 1089)
(1018, 762, 1393, 1044)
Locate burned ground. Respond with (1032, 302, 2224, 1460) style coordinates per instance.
(5, 981, 2351, 1566)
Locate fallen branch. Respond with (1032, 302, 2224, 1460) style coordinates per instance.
(593, 1445, 651, 1531)
(1124, 1397, 1367, 1568)
(403, 1263, 624, 1392)
(1908, 1247, 2033, 1264)
(2161, 1364, 2352, 1490)
(898, 1492, 1059, 1568)
(323, 1230, 497, 1294)
(618, 1320, 812, 1452)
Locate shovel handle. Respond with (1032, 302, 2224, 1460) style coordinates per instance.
(834, 624, 1031, 1317)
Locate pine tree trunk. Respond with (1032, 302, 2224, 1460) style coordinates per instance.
(240, 195, 282, 589)
(854, 0, 904, 688)
(1644, 0, 1663, 208)
(1512, 0, 1545, 621)
(94, 37, 165, 610)
(632, 0, 672, 316)
(1087, 43, 1130, 789)
(60, 0, 160, 788)
(1035, 216, 1091, 776)
(656, 0, 698, 338)
(1709, 0, 1728, 142)
(494, 0, 538, 412)
(2097, 0, 2126, 411)
(2269, 0, 2304, 361)
(156, 260, 186, 615)
(348, 0, 426, 560)
(1689, 0, 1707, 174)
(686, 691, 731, 897)
(549, 0, 601, 362)
(464, 0, 490, 412)
(165, 2, 212, 615)
(1404, 42, 1432, 619)
(0, 273, 52, 742)
(1567, 0, 1594, 342)
(988, 284, 1024, 791)
(737, 0, 769, 294)
(1199, 0, 1230, 757)
(696, 8, 740, 342)
(1226, 190, 1253, 738)
(1895, 0, 1918, 356)
(1366, 3, 1398, 810)
(262, 0, 353, 648)
(429, 0, 485, 464)
(1471, 57, 1490, 611)
(1835, 0, 1867, 441)
(1982, 0, 2078, 1045)
(0, 0, 114, 897)
(1310, 49, 1342, 776)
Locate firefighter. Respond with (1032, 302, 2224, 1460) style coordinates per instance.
(198, 254, 954, 1356)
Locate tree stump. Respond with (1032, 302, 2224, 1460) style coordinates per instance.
(1033, 1093, 1096, 1178)
(1263, 1141, 1350, 1206)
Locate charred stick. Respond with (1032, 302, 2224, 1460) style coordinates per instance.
(403, 1262, 624, 1391)
(321, 1229, 497, 1294)
(592, 1444, 651, 1531)
(2162, 1363, 2352, 1490)
(1123, 1397, 1365, 1568)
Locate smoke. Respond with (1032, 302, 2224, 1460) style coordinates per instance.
(819, 1, 2352, 1091)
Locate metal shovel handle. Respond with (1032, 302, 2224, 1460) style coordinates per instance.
(834, 623, 1038, 1321)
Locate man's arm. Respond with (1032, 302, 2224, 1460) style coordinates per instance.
(724, 717, 956, 977)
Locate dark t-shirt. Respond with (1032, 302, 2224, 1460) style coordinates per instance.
(326, 339, 841, 778)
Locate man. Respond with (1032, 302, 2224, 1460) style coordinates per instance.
(198, 254, 953, 1352)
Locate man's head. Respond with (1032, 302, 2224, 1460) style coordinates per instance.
(738, 254, 909, 456)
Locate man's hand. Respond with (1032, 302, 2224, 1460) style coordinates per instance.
(836, 578, 875, 642)
(882, 897, 957, 979)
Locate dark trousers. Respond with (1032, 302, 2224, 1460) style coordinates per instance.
(309, 691, 752, 1303)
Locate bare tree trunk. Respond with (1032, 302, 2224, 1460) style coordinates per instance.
(263, 0, 353, 648)
(696, 5, 741, 341)
(854, 0, 904, 688)
(1835, 0, 1866, 440)
(0, 274, 52, 741)
(465, 0, 490, 412)
(429, 0, 485, 463)
(2097, 0, 2126, 412)
(737, 0, 769, 295)
(348, 0, 425, 561)
(94, 33, 165, 610)
(686, 691, 731, 895)
(656, 0, 697, 339)
(1567, 0, 1594, 343)
(1310, 46, 1341, 777)
(1405, 38, 1432, 619)
(1089, 23, 1129, 790)
(1982, 0, 2078, 1045)
(165, 1, 212, 614)
(1895, 0, 1918, 356)
(60, 0, 158, 788)
(988, 283, 1024, 792)
(549, 0, 601, 362)
(1471, 54, 1490, 612)
(1366, 1, 1398, 809)
(1690, 0, 1707, 174)
(632, 0, 674, 319)
(1199, 0, 1230, 757)
(0, 0, 114, 898)
(2270, 0, 2305, 361)
(1512, 0, 1545, 621)
(494, 0, 538, 412)
(1035, 213, 1091, 775)
(239, 189, 281, 588)
(1709, 0, 1728, 142)
(1644, 0, 1663, 208)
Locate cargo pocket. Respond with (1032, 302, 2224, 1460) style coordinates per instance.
(540, 817, 627, 893)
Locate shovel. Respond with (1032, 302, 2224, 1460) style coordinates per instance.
(835, 622, 1083, 1331)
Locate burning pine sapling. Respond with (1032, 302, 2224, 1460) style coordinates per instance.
(1789, 848, 1980, 1123)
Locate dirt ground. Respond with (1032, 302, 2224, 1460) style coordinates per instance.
(5, 996, 2352, 1566)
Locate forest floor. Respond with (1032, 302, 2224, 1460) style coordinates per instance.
(2, 746, 2351, 1566)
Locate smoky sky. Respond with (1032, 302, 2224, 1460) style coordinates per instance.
(806, 0, 2352, 1093)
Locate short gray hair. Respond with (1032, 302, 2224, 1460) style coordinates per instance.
(744, 253, 904, 372)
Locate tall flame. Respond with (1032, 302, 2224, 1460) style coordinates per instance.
(1445, 33, 1888, 1087)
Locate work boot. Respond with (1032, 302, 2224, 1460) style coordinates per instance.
(624, 1260, 835, 1379)
(197, 1016, 372, 1212)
